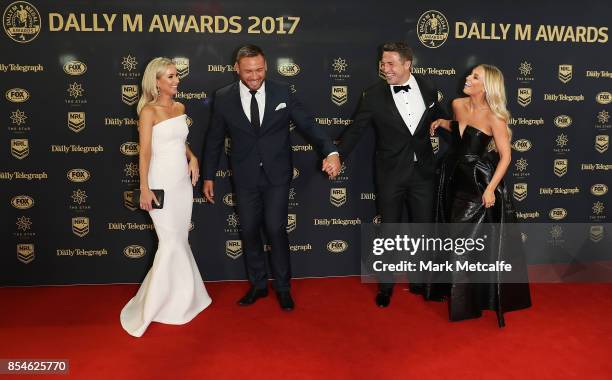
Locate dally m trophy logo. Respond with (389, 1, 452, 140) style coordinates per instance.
(72, 217, 90, 237)
(11, 138, 29, 159)
(287, 214, 297, 233)
(517, 88, 532, 107)
(558, 64, 573, 83)
(17, 243, 34, 264)
(417, 10, 449, 48)
(123, 190, 137, 211)
(331, 86, 348, 106)
(595, 135, 609, 153)
(554, 159, 568, 177)
(513, 183, 527, 202)
(68, 112, 85, 133)
(122, 85, 139, 105)
(589, 225, 604, 243)
(3, 1, 40, 43)
(330, 188, 347, 207)
(225, 240, 243, 259)
(173, 57, 189, 79)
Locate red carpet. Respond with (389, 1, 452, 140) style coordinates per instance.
(1, 278, 611, 379)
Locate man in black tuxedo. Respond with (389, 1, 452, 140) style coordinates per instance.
(203, 45, 340, 311)
(338, 42, 447, 307)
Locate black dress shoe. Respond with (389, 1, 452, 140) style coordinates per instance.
(276, 291, 295, 311)
(237, 287, 268, 306)
(375, 291, 392, 308)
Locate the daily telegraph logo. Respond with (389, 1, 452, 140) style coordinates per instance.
(225, 240, 242, 259)
(554, 159, 568, 177)
(417, 10, 449, 48)
(72, 217, 90, 237)
(173, 57, 189, 79)
(11, 138, 29, 159)
(11, 194, 34, 209)
(3, 1, 41, 43)
(63, 60, 87, 75)
(121, 85, 139, 105)
(331, 86, 347, 106)
(278, 62, 300, 77)
(17, 243, 34, 264)
(330, 187, 347, 207)
(123, 245, 146, 258)
(68, 112, 85, 132)
(517, 88, 532, 107)
(513, 183, 527, 202)
(5, 87, 29, 102)
(558, 64, 573, 83)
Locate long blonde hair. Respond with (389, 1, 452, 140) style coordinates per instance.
(136, 57, 175, 115)
(479, 64, 512, 144)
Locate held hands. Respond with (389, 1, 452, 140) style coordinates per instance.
(139, 189, 160, 211)
(430, 119, 451, 136)
(188, 157, 200, 186)
(482, 188, 496, 208)
(203, 180, 215, 204)
(322, 155, 341, 179)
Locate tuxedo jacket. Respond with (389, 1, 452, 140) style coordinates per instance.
(338, 75, 447, 186)
(204, 79, 336, 188)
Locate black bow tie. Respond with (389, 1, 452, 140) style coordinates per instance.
(393, 85, 411, 93)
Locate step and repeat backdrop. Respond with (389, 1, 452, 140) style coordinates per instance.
(1, 0, 610, 285)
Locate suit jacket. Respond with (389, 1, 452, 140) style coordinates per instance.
(204, 79, 336, 188)
(338, 75, 447, 186)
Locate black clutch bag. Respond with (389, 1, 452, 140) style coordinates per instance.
(133, 189, 165, 209)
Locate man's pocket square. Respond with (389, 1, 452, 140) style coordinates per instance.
(275, 103, 287, 111)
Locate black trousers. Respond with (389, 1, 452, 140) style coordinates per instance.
(234, 168, 291, 291)
(376, 167, 435, 292)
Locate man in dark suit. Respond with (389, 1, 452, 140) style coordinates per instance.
(338, 42, 447, 307)
(203, 45, 340, 311)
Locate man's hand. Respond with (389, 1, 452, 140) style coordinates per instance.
(203, 180, 215, 204)
(322, 154, 341, 179)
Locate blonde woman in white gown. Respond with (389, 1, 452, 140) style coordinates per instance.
(120, 57, 211, 337)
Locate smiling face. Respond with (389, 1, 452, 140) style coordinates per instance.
(156, 65, 179, 97)
(380, 51, 411, 85)
(464, 65, 486, 96)
(235, 54, 267, 91)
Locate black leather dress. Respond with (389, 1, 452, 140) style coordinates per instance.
(420, 121, 531, 326)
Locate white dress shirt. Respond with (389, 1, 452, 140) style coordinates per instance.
(390, 75, 426, 135)
(239, 80, 265, 126)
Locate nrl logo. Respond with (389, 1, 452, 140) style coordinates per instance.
(595, 135, 609, 153)
(121, 85, 139, 105)
(11, 138, 29, 159)
(430, 136, 439, 154)
(553, 159, 568, 177)
(558, 64, 572, 83)
(517, 88, 532, 107)
(286, 214, 297, 233)
(225, 240, 243, 259)
(589, 225, 604, 243)
(17, 243, 35, 264)
(513, 183, 527, 202)
(68, 112, 85, 133)
(123, 190, 137, 211)
(72, 217, 90, 237)
(330, 188, 347, 207)
(331, 86, 348, 106)
(173, 57, 189, 79)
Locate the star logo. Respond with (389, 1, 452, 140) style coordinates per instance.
(227, 213, 240, 228)
(556, 133, 568, 148)
(598, 110, 609, 124)
(550, 225, 563, 239)
(332, 57, 348, 73)
(518, 61, 532, 76)
(67, 82, 84, 98)
(592, 201, 605, 215)
(10, 109, 27, 125)
(124, 162, 139, 178)
(16, 216, 32, 231)
(515, 158, 528, 172)
(71, 189, 88, 205)
(288, 188, 296, 200)
(122, 55, 138, 71)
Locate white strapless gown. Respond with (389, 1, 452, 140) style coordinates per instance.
(120, 114, 211, 337)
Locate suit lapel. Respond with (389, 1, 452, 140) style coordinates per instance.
(412, 75, 435, 135)
(260, 81, 275, 132)
(382, 84, 412, 135)
(232, 82, 257, 135)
